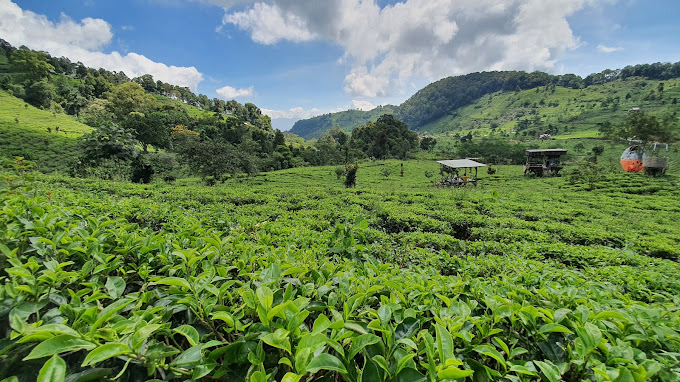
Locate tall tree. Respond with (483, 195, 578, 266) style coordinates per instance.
(106, 82, 158, 121)
(9, 48, 54, 82)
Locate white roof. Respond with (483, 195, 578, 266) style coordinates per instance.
(437, 159, 487, 169)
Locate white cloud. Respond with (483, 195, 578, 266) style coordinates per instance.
(121, 25, 134, 31)
(220, 0, 612, 97)
(216, 85, 255, 99)
(351, 99, 375, 111)
(597, 44, 623, 53)
(263, 99, 377, 121)
(0, 0, 204, 91)
(222, 2, 315, 44)
(261, 106, 324, 120)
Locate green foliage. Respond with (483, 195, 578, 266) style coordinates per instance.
(0, 163, 680, 381)
(456, 139, 527, 164)
(334, 166, 344, 180)
(25, 79, 56, 109)
(106, 82, 158, 121)
(294, 68, 680, 140)
(351, 115, 418, 159)
(344, 163, 358, 188)
(78, 124, 140, 164)
(601, 111, 676, 151)
(9, 48, 54, 82)
(0, 90, 91, 173)
(419, 137, 437, 152)
(568, 160, 612, 191)
(291, 105, 396, 140)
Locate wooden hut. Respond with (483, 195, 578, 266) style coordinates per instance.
(437, 159, 487, 187)
(524, 149, 567, 176)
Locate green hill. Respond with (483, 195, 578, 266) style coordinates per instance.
(291, 65, 680, 140)
(290, 105, 396, 140)
(0, 90, 92, 173)
(421, 77, 680, 138)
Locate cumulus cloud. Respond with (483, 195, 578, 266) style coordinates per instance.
(222, 3, 315, 44)
(216, 85, 255, 99)
(261, 106, 324, 120)
(0, 0, 204, 91)
(351, 99, 375, 111)
(597, 44, 623, 53)
(263, 99, 377, 121)
(220, 0, 610, 97)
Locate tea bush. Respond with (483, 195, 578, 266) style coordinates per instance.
(1, 162, 679, 381)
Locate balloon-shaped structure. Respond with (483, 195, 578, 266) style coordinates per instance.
(620, 145, 644, 172)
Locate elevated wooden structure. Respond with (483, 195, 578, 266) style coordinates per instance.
(437, 159, 487, 187)
(524, 149, 567, 176)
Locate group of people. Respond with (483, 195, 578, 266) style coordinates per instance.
(435, 174, 475, 187)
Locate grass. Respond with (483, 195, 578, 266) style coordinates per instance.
(0, 90, 91, 172)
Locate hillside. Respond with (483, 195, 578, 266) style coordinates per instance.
(0, 90, 91, 172)
(421, 77, 680, 137)
(290, 105, 396, 140)
(291, 64, 680, 139)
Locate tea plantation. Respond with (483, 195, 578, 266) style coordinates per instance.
(1, 161, 679, 381)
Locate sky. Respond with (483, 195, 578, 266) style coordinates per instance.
(1, 0, 680, 131)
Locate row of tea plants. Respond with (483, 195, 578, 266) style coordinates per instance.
(1, 162, 679, 381)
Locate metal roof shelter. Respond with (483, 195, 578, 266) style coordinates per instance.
(437, 159, 488, 169)
(436, 159, 487, 187)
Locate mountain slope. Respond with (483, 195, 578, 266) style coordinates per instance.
(421, 77, 679, 137)
(290, 105, 396, 140)
(291, 64, 680, 140)
(0, 90, 92, 173)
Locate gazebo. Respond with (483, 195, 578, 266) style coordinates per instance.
(437, 159, 487, 187)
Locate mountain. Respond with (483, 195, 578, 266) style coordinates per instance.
(290, 63, 680, 139)
(290, 105, 396, 140)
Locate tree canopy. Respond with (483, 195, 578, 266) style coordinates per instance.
(600, 111, 676, 151)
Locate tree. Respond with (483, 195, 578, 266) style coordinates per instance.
(351, 115, 418, 159)
(80, 99, 115, 127)
(79, 124, 140, 164)
(9, 48, 54, 82)
(25, 79, 55, 109)
(420, 137, 437, 152)
(133, 74, 157, 93)
(273, 130, 286, 147)
(569, 160, 609, 191)
(176, 138, 256, 181)
(344, 163, 358, 188)
(106, 82, 158, 121)
(601, 111, 675, 152)
(123, 106, 189, 151)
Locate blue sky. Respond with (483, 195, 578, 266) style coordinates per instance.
(2, 0, 679, 130)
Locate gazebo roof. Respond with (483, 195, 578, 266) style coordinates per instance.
(437, 159, 488, 169)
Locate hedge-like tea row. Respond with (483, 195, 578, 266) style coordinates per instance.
(1, 165, 679, 381)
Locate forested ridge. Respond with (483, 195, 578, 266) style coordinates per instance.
(0, 41, 431, 180)
(291, 62, 680, 139)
